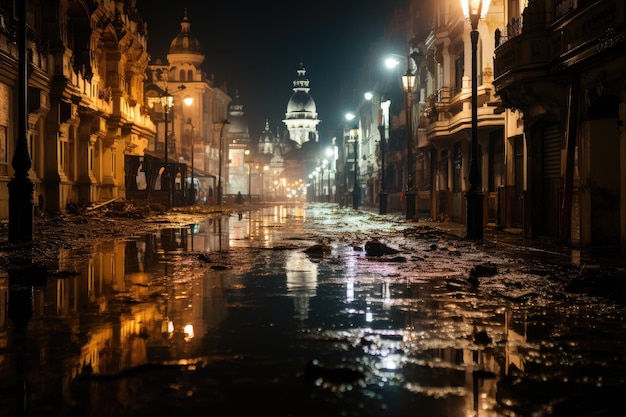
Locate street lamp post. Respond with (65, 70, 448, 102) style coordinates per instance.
(319, 160, 327, 202)
(365, 92, 391, 215)
(183, 96, 194, 204)
(379, 100, 391, 214)
(461, 0, 490, 239)
(244, 148, 253, 202)
(402, 60, 416, 221)
(315, 167, 321, 202)
(160, 88, 174, 209)
(260, 165, 268, 202)
(8, 0, 33, 242)
(325, 147, 333, 202)
(213, 119, 230, 205)
(345, 113, 359, 210)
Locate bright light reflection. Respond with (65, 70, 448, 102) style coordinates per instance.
(346, 279, 354, 301)
(380, 356, 399, 370)
(184, 324, 194, 341)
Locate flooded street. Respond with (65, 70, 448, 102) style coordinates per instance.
(1, 203, 625, 416)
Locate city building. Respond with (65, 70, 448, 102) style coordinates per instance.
(226, 91, 251, 197)
(0, 1, 154, 218)
(352, 0, 624, 254)
(494, 0, 626, 252)
(140, 9, 230, 206)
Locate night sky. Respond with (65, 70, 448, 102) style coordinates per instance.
(134, 0, 407, 144)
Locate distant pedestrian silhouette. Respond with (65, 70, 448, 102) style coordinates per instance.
(235, 191, 244, 204)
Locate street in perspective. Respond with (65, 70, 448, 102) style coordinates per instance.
(1, 202, 625, 417)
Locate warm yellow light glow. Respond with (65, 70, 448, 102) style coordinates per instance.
(183, 96, 193, 106)
(184, 324, 194, 341)
(402, 70, 416, 93)
(460, 0, 492, 19)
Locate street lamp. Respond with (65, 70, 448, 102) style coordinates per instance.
(402, 57, 417, 221)
(258, 164, 269, 202)
(365, 92, 391, 214)
(461, 0, 491, 239)
(346, 113, 359, 210)
(315, 166, 321, 202)
(325, 147, 333, 202)
(183, 96, 194, 204)
(319, 160, 327, 202)
(160, 87, 174, 209)
(213, 119, 230, 205)
(244, 148, 253, 202)
(8, 0, 33, 242)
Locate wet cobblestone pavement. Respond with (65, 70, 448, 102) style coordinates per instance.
(1, 202, 625, 416)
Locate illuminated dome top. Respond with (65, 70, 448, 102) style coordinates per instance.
(168, 10, 203, 55)
(286, 65, 317, 115)
(227, 91, 250, 143)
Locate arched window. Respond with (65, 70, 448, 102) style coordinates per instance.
(187, 70, 193, 81)
(179, 70, 185, 81)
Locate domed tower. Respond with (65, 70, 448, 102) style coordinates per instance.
(226, 90, 250, 146)
(167, 9, 204, 69)
(145, 8, 231, 204)
(283, 64, 320, 147)
(258, 119, 275, 155)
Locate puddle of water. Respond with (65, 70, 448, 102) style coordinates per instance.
(0, 204, 624, 416)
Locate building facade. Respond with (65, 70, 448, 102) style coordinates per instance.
(142, 9, 230, 206)
(0, 0, 155, 219)
(353, 0, 624, 254)
(494, 0, 626, 253)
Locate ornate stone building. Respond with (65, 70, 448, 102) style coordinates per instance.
(141, 9, 230, 205)
(0, 0, 155, 219)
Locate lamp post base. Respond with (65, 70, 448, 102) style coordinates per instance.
(352, 189, 360, 210)
(379, 192, 388, 215)
(217, 185, 223, 205)
(8, 174, 34, 242)
(405, 191, 416, 220)
(465, 190, 484, 239)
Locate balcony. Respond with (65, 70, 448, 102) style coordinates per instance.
(494, 0, 625, 108)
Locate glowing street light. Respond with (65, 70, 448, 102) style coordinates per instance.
(460, 0, 491, 239)
(402, 58, 417, 220)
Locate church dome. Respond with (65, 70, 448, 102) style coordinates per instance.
(287, 91, 316, 114)
(226, 91, 250, 145)
(285, 64, 317, 116)
(259, 120, 275, 143)
(169, 12, 203, 55)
